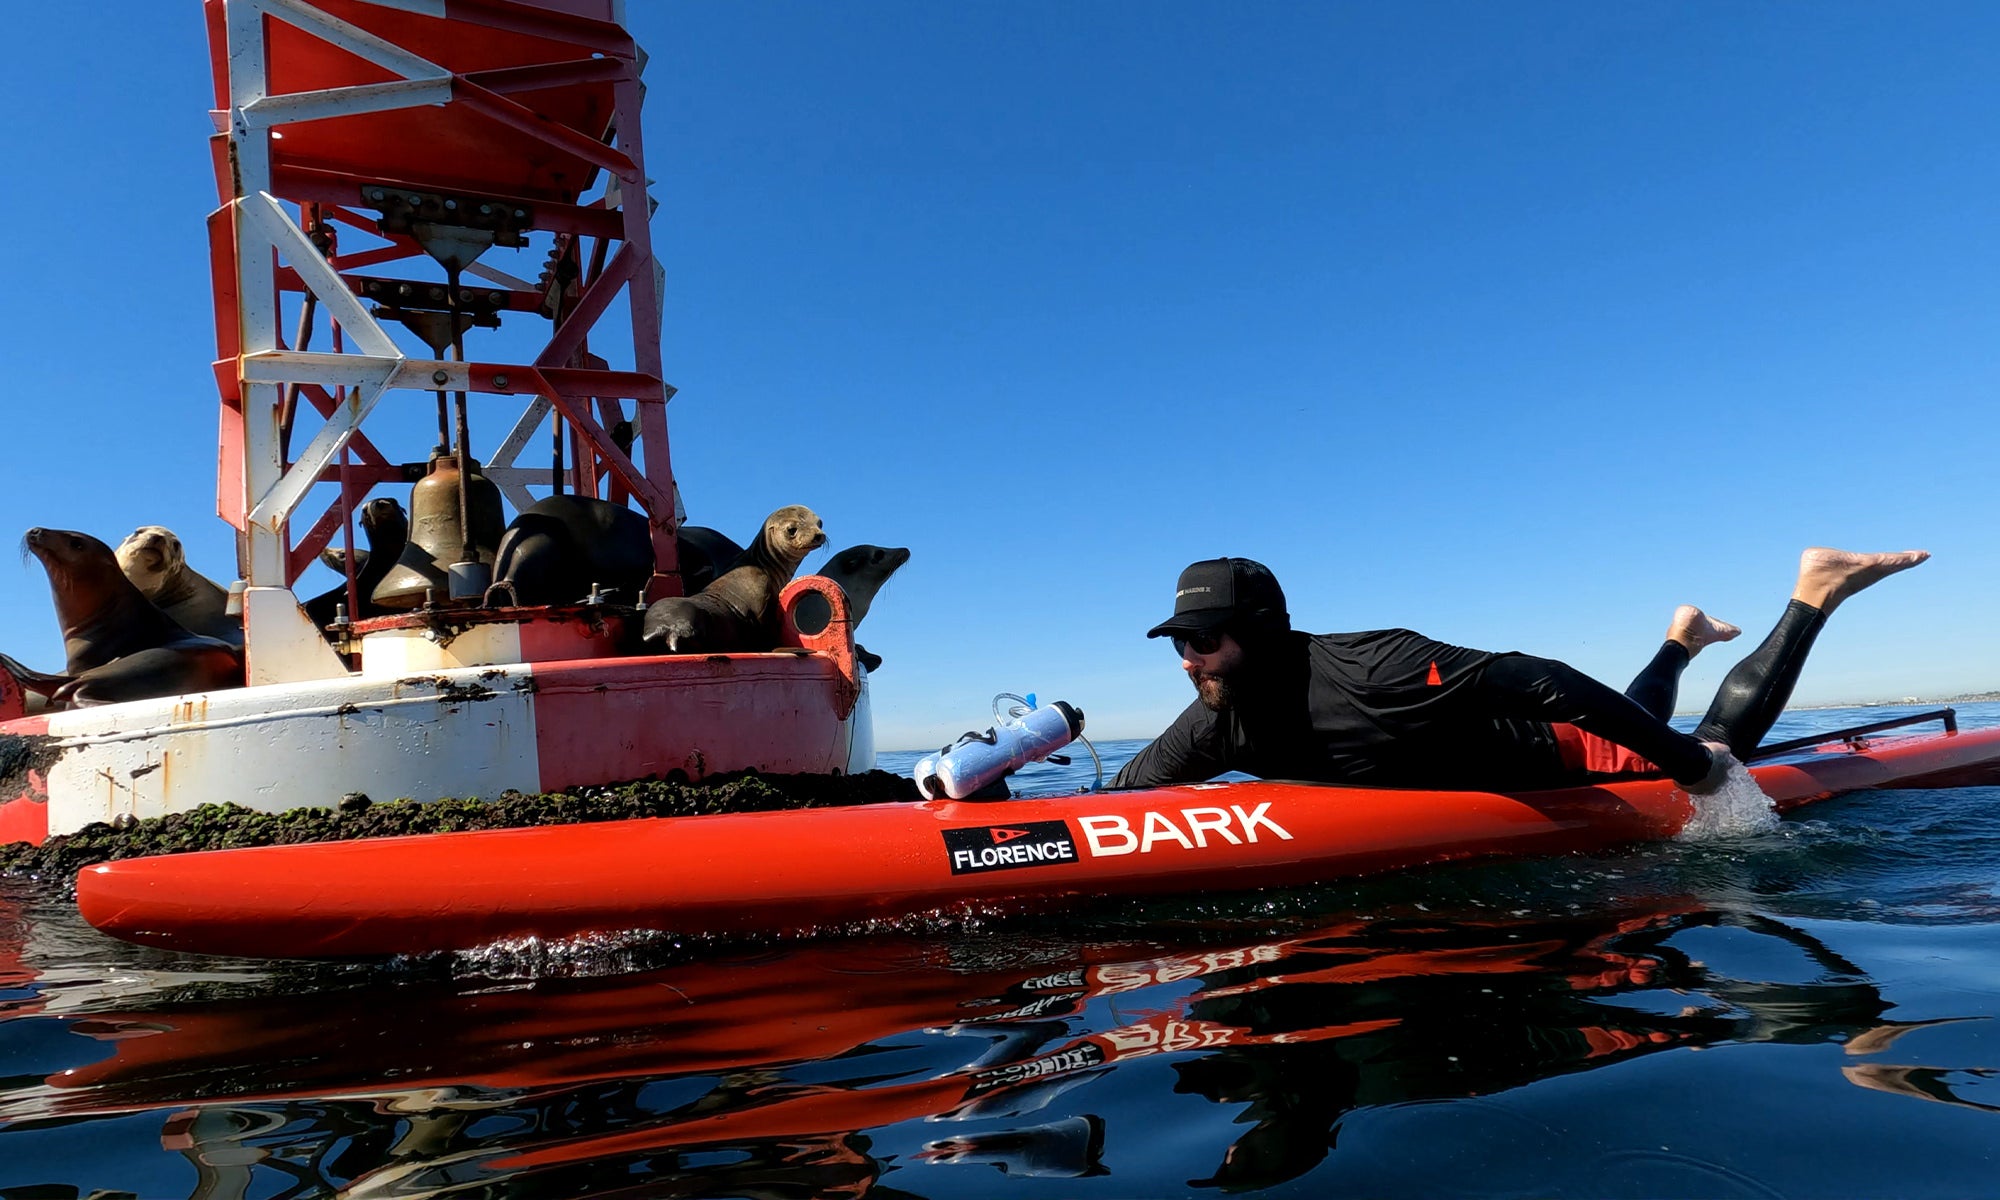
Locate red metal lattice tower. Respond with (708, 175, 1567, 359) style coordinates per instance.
(205, 0, 679, 683)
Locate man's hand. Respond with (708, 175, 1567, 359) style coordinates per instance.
(1687, 741, 1740, 795)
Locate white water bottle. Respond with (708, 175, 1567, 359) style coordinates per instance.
(916, 700, 1085, 800)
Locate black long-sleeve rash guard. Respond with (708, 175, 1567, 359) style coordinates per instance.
(1111, 628, 1713, 792)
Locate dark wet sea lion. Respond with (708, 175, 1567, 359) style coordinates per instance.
(20, 528, 242, 706)
(486, 495, 655, 608)
(116, 526, 240, 647)
(482, 501, 745, 607)
(802, 544, 910, 629)
(641, 505, 827, 653)
(824, 542, 910, 671)
(791, 544, 911, 672)
(303, 497, 409, 631)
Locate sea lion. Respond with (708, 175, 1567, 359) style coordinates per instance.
(485, 495, 656, 608)
(640, 505, 827, 654)
(116, 526, 240, 647)
(19, 527, 242, 706)
(303, 497, 409, 632)
(483, 500, 753, 608)
(791, 544, 911, 672)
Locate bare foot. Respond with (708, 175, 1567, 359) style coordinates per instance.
(1794, 548, 1931, 614)
(1667, 605, 1741, 658)
(1686, 740, 1739, 794)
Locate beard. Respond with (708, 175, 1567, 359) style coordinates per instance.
(1188, 668, 1236, 712)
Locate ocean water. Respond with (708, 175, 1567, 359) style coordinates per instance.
(2, 703, 1998, 1198)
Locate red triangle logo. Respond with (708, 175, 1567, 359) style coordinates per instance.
(991, 827, 1031, 844)
(1426, 661, 1442, 686)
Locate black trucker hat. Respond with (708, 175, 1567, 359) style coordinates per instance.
(1145, 558, 1289, 638)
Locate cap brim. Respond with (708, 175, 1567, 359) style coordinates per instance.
(1145, 610, 1234, 639)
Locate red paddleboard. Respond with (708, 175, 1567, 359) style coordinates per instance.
(74, 726, 2000, 960)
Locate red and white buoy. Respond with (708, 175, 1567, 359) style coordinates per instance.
(0, 0, 871, 846)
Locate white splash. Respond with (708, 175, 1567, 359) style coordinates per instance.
(1676, 757, 1780, 840)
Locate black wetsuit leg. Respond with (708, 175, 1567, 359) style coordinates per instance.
(1692, 600, 1827, 757)
(1624, 641, 1690, 722)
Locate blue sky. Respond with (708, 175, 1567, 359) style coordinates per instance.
(2, 2, 1996, 750)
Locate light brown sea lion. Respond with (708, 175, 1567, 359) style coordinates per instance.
(16, 528, 242, 707)
(640, 505, 827, 654)
(791, 544, 911, 672)
(116, 525, 241, 647)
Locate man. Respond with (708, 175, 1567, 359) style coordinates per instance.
(1112, 549, 1929, 793)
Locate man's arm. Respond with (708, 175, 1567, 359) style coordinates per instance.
(1112, 701, 1230, 789)
(1472, 654, 1714, 784)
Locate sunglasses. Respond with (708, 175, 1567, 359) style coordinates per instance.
(1172, 631, 1225, 657)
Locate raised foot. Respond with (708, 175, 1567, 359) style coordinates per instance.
(1668, 605, 1741, 657)
(1796, 547, 1930, 613)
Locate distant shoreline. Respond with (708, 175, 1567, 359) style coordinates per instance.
(885, 695, 2000, 755)
(1675, 693, 2000, 717)
(1800, 693, 2000, 708)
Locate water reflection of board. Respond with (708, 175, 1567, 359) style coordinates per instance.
(75, 726, 2000, 959)
(31, 903, 1735, 1185)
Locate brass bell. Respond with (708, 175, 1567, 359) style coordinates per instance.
(372, 451, 505, 610)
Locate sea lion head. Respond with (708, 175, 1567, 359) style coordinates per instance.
(31, 528, 123, 582)
(115, 526, 186, 600)
(824, 544, 911, 580)
(360, 496, 408, 540)
(758, 505, 828, 574)
(819, 544, 911, 628)
(27, 528, 139, 629)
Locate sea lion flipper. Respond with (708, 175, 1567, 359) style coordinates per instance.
(0, 652, 71, 697)
(641, 599, 703, 653)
